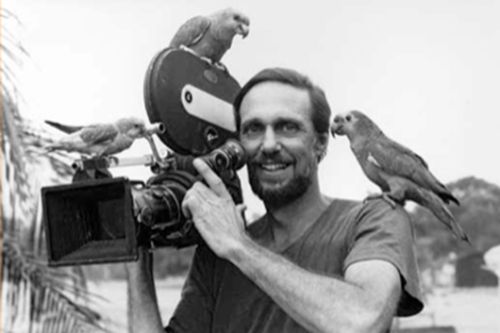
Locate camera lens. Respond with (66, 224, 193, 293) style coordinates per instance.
(214, 153, 227, 169)
(201, 139, 246, 173)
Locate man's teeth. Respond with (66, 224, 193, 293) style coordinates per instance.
(261, 163, 288, 171)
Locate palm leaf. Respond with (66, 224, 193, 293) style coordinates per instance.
(2, 233, 108, 333)
(1, 8, 110, 333)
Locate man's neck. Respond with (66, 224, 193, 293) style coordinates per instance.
(264, 182, 331, 252)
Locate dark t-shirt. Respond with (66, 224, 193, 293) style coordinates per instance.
(166, 198, 424, 333)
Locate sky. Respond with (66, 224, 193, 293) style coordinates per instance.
(6, 0, 500, 217)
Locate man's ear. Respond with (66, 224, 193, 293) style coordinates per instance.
(314, 133, 329, 162)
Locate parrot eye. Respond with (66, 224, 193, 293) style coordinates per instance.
(234, 14, 240, 20)
(346, 115, 352, 122)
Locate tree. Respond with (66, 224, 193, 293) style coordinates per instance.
(410, 176, 500, 271)
(1, 8, 106, 332)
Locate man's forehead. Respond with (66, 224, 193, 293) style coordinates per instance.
(243, 81, 308, 100)
(239, 82, 312, 119)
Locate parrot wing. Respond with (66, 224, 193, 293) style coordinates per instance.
(169, 16, 212, 48)
(79, 124, 119, 145)
(367, 136, 456, 204)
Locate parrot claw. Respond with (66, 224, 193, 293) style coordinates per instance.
(179, 45, 197, 55)
(363, 193, 398, 209)
(192, 53, 229, 73)
(200, 56, 214, 67)
(212, 61, 229, 73)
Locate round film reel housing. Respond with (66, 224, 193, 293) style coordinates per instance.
(144, 48, 241, 156)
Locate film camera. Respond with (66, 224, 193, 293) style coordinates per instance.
(42, 49, 246, 266)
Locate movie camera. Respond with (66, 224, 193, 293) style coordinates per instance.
(42, 49, 246, 266)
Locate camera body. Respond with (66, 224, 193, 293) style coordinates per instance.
(42, 48, 244, 266)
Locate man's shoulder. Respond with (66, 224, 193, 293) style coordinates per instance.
(327, 197, 411, 232)
(328, 197, 361, 214)
(335, 197, 408, 219)
(324, 197, 364, 223)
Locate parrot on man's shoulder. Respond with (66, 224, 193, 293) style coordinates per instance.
(331, 110, 469, 243)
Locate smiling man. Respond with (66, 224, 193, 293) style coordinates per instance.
(126, 68, 424, 333)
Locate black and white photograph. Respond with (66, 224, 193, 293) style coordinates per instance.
(2, 1, 500, 332)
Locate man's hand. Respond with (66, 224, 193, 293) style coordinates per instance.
(182, 158, 248, 259)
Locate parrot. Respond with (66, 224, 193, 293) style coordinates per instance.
(46, 117, 148, 157)
(330, 110, 469, 243)
(169, 8, 250, 66)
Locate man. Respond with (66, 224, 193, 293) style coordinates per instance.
(126, 68, 424, 333)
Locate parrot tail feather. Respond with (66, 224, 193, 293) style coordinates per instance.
(45, 120, 82, 134)
(439, 191, 460, 206)
(434, 204, 470, 244)
(411, 188, 470, 243)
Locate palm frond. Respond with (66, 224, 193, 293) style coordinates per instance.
(1, 7, 109, 333)
(1, 7, 31, 227)
(2, 233, 108, 333)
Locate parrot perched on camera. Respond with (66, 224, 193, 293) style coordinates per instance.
(46, 117, 148, 157)
(169, 8, 250, 66)
(331, 110, 469, 243)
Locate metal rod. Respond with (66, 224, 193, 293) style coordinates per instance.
(144, 122, 165, 136)
(144, 135, 163, 163)
(72, 155, 156, 170)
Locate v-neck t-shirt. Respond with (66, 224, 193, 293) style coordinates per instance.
(166, 198, 423, 333)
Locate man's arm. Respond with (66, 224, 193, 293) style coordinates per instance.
(182, 159, 402, 333)
(126, 241, 219, 333)
(125, 247, 165, 333)
(233, 239, 400, 333)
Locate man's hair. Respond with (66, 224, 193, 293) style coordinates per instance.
(233, 67, 331, 136)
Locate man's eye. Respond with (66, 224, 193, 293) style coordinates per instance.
(242, 123, 262, 135)
(278, 122, 299, 133)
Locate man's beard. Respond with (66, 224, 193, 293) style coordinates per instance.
(248, 165, 313, 209)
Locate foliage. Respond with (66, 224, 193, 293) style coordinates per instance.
(2, 235, 106, 333)
(410, 176, 500, 271)
(1, 8, 107, 333)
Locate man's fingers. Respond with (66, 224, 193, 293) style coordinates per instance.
(193, 158, 231, 199)
(181, 192, 194, 220)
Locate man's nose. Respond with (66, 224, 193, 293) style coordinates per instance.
(261, 128, 281, 153)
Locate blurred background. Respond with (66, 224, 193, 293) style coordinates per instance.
(2, 0, 499, 332)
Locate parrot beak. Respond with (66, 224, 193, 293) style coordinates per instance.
(330, 124, 337, 138)
(238, 24, 250, 38)
(331, 115, 345, 138)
